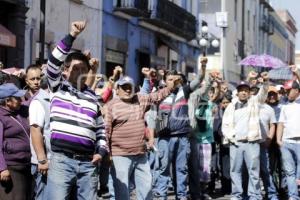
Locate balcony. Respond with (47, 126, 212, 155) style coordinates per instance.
(113, 0, 150, 18)
(260, 15, 269, 32)
(143, 0, 196, 40)
(113, 0, 196, 41)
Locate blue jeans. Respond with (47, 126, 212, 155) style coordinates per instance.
(31, 164, 47, 200)
(108, 170, 115, 200)
(188, 136, 201, 199)
(46, 152, 98, 200)
(280, 142, 300, 200)
(230, 142, 262, 200)
(111, 154, 152, 200)
(260, 145, 278, 200)
(153, 136, 190, 199)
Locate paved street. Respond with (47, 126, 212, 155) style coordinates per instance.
(97, 180, 294, 200)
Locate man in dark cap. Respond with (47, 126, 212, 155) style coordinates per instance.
(222, 72, 269, 200)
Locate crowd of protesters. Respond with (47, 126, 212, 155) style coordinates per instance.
(0, 21, 300, 200)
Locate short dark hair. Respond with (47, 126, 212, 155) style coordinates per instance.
(166, 69, 178, 77)
(26, 64, 41, 74)
(250, 86, 259, 95)
(179, 73, 187, 85)
(64, 52, 90, 70)
(222, 90, 233, 102)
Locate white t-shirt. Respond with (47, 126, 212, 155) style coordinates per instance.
(278, 97, 300, 141)
(259, 104, 276, 141)
(29, 99, 47, 164)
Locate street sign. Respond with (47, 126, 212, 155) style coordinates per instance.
(216, 12, 228, 28)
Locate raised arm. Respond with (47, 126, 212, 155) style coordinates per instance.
(85, 57, 100, 88)
(47, 21, 86, 92)
(256, 72, 269, 104)
(189, 57, 207, 92)
(140, 67, 155, 94)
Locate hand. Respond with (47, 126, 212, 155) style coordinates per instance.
(83, 50, 91, 60)
(248, 71, 258, 79)
(212, 81, 219, 88)
(260, 72, 269, 81)
(95, 74, 103, 82)
(38, 162, 49, 176)
(113, 66, 123, 76)
(277, 140, 283, 147)
(289, 65, 298, 73)
(91, 154, 102, 165)
(70, 21, 86, 37)
(142, 67, 151, 78)
(0, 170, 11, 181)
(257, 77, 264, 84)
(12, 69, 26, 78)
(89, 58, 99, 72)
(146, 139, 155, 150)
(200, 57, 208, 66)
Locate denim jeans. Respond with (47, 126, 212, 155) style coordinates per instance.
(148, 138, 159, 186)
(111, 154, 152, 200)
(280, 142, 300, 200)
(260, 145, 278, 200)
(46, 152, 98, 200)
(188, 136, 201, 199)
(108, 170, 115, 200)
(153, 136, 190, 199)
(31, 164, 47, 200)
(230, 142, 262, 200)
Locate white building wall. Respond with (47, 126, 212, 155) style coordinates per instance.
(24, 0, 102, 67)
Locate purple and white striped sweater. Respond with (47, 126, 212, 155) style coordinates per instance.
(46, 34, 108, 156)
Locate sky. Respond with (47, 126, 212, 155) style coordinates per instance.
(270, 0, 300, 51)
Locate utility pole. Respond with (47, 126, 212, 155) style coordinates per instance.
(219, 0, 229, 80)
(39, 0, 45, 64)
(240, 0, 245, 80)
(221, 0, 227, 80)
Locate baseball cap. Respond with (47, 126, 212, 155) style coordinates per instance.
(0, 83, 26, 99)
(116, 76, 135, 86)
(283, 80, 300, 90)
(236, 81, 250, 91)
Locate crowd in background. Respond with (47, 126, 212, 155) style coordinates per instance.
(0, 21, 300, 200)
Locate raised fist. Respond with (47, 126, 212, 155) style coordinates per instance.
(113, 66, 123, 76)
(142, 67, 151, 78)
(248, 71, 258, 79)
(289, 65, 298, 73)
(200, 57, 208, 65)
(83, 50, 91, 60)
(70, 21, 86, 37)
(89, 58, 99, 72)
(260, 72, 269, 81)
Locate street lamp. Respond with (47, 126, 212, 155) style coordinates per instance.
(197, 25, 219, 56)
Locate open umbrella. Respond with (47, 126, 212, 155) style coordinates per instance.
(239, 54, 286, 68)
(268, 67, 293, 80)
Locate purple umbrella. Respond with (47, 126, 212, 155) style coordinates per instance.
(239, 54, 286, 68)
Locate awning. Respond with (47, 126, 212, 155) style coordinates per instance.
(0, 24, 16, 47)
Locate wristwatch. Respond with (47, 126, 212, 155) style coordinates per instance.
(38, 159, 47, 165)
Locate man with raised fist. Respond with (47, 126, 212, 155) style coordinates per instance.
(46, 21, 108, 200)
